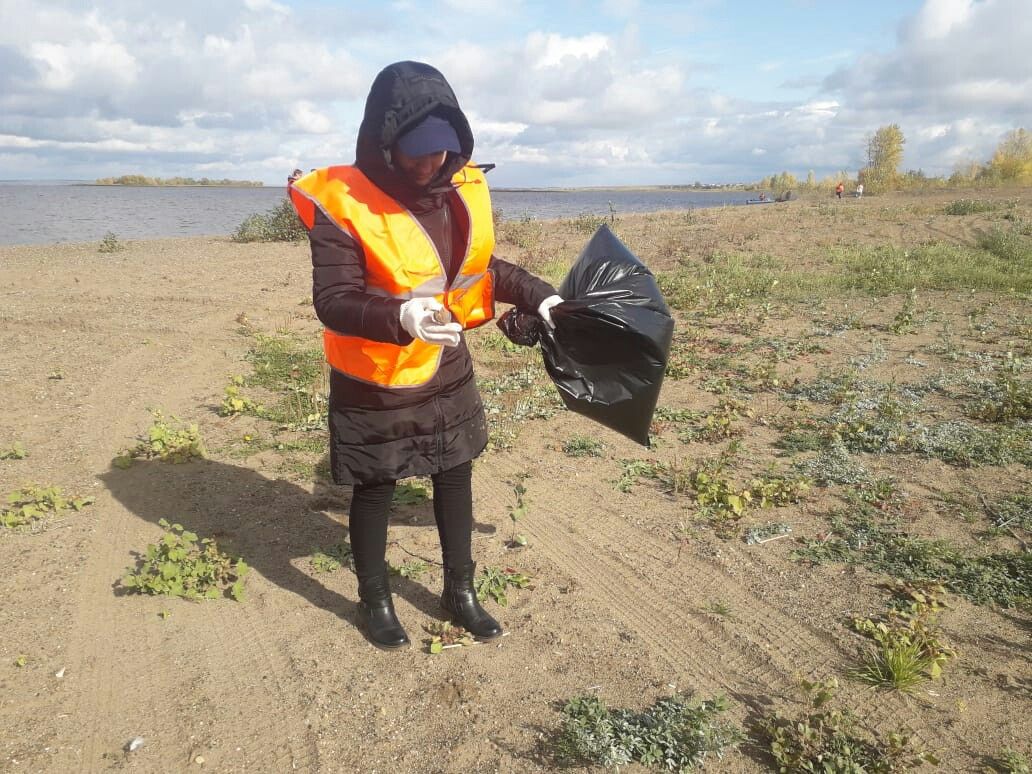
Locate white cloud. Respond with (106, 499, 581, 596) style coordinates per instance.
(820, 0, 1032, 175)
(243, 0, 290, 14)
(0, 134, 46, 149)
(526, 32, 609, 68)
(907, 0, 974, 40)
(288, 102, 333, 135)
(793, 101, 839, 119)
(0, 0, 1028, 186)
(27, 17, 139, 93)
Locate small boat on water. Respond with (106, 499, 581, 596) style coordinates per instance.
(745, 190, 792, 205)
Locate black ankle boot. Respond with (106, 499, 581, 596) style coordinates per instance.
(442, 562, 503, 640)
(357, 573, 410, 650)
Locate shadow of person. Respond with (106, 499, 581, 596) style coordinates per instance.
(100, 456, 451, 646)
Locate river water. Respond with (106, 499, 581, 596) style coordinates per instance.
(0, 181, 757, 246)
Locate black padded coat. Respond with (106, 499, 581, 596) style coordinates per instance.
(308, 61, 556, 486)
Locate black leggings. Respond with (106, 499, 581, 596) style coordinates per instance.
(348, 460, 473, 583)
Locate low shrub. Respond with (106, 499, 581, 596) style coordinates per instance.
(977, 226, 1032, 264)
(232, 199, 307, 242)
(98, 231, 125, 253)
(943, 199, 996, 215)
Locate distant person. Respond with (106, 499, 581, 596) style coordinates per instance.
(287, 61, 562, 650)
(855, 183, 864, 199)
(835, 182, 844, 199)
(758, 192, 767, 201)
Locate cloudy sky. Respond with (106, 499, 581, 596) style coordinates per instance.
(1, 0, 1029, 187)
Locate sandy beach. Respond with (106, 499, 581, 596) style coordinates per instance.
(1, 189, 1029, 772)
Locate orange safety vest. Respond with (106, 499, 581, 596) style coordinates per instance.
(289, 164, 496, 388)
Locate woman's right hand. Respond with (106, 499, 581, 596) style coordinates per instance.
(399, 298, 462, 347)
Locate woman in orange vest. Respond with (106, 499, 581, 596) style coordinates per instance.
(289, 61, 562, 650)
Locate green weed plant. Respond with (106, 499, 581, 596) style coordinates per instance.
(988, 748, 1031, 773)
(0, 443, 27, 460)
(389, 560, 430, 579)
(392, 481, 430, 506)
(552, 693, 743, 772)
(245, 333, 327, 430)
(965, 375, 1032, 423)
(498, 216, 543, 249)
(985, 491, 1032, 534)
(851, 583, 956, 691)
(744, 522, 793, 545)
(890, 289, 918, 334)
(562, 436, 604, 457)
(117, 410, 206, 466)
(793, 441, 870, 486)
(707, 600, 735, 619)
(976, 226, 1032, 264)
(796, 506, 1031, 608)
(616, 459, 667, 494)
(506, 481, 529, 548)
(691, 465, 753, 534)
(219, 376, 265, 417)
(944, 199, 997, 216)
(310, 541, 354, 573)
(121, 518, 248, 601)
(1, 484, 93, 529)
(479, 364, 563, 449)
(750, 473, 812, 508)
(762, 677, 938, 772)
(680, 399, 752, 442)
(474, 566, 532, 607)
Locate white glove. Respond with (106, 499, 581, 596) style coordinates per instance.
(399, 297, 462, 347)
(537, 294, 564, 331)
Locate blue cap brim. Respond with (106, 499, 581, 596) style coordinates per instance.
(396, 114, 461, 156)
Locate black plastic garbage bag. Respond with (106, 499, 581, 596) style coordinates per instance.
(497, 224, 673, 446)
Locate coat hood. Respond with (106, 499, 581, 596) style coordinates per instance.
(355, 61, 475, 203)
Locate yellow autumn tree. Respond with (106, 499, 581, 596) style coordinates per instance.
(986, 128, 1032, 183)
(859, 124, 905, 193)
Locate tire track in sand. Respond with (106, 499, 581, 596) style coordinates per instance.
(60, 302, 319, 773)
(474, 457, 957, 755)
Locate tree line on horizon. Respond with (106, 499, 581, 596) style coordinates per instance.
(94, 175, 263, 187)
(756, 126, 1032, 196)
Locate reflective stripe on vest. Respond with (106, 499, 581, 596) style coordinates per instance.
(289, 164, 496, 388)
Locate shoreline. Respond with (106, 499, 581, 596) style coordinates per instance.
(2, 187, 1029, 249)
(0, 201, 764, 249)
